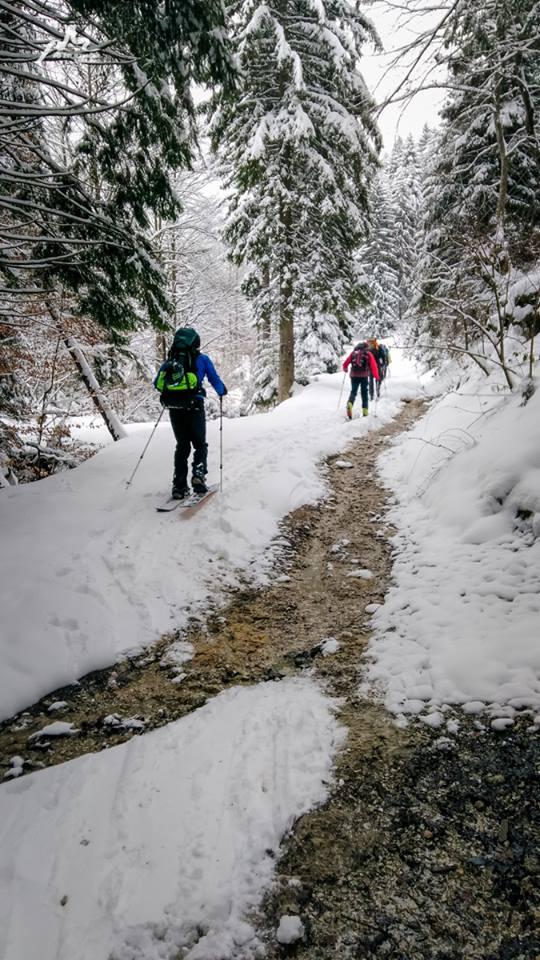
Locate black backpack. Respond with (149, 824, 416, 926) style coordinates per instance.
(155, 327, 201, 407)
(350, 344, 370, 376)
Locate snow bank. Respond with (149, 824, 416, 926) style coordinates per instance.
(364, 363, 540, 722)
(0, 678, 344, 960)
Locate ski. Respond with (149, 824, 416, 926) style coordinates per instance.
(156, 497, 184, 512)
(179, 484, 219, 517)
(156, 484, 218, 514)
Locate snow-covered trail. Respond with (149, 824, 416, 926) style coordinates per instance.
(0, 389, 418, 960)
(2, 367, 539, 959)
(0, 358, 420, 720)
(0, 679, 345, 960)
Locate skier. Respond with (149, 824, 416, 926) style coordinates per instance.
(343, 341, 379, 418)
(154, 328, 227, 499)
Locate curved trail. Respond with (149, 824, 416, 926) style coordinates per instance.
(0, 400, 423, 773)
(2, 398, 538, 960)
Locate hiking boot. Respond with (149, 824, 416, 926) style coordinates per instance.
(362, 408, 369, 417)
(192, 479, 208, 494)
(192, 467, 208, 493)
(172, 486, 189, 500)
(346, 401, 353, 420)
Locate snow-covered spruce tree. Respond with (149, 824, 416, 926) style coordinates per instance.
(210, 0, 380, 403)
(357, 134, 427, 343)
(1, 0, 235, 331)
(401, 125, 438, 353)
(1, 0, 236, 459)
(356, 167, 400, 338)
(411, 0, 540, 383)
(388, 136, 424, 326)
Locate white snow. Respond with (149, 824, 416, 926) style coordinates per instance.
(363, 358, 540, 721)
(102, 714, 145, 731)
(0, 349, 415, 959)
(4, 756, 24, 780)
(3, 347, 538, 731)
(491, 717, 514, 731)
(320, 637, 340, 656)
(28, 721, 79, 739)
(0, 367, 406, 720)
(0, 679, 343, 960)
(160, 641, 195, 668)
(2, 344, 540, 960)
(276, 914, 305, 945)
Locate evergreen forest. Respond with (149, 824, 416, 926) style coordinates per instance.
(1, 0, 539, 482)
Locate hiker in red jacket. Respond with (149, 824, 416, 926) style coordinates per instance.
(342, 341, 380, 418)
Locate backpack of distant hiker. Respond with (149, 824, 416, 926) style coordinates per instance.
(378, 345, 389, 367)
(155, 327, 201, 407)
(350, 344, 370, 377)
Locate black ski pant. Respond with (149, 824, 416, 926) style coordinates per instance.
(169, 402, 208, 490)
(348, 376, 369, 409)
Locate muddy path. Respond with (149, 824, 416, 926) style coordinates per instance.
(1, 396, 539, 958)
(259, 714, 540, 960)
(0, 399, 423, 774)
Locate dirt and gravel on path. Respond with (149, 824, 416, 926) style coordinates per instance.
(0, 398, 423, 772)
(1, 397, 538, 960)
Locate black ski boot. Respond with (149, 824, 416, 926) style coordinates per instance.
(191, 466, 208, 494)
(172, 485, 189, 500)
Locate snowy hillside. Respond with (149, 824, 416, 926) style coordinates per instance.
(364, 362, 540, 726)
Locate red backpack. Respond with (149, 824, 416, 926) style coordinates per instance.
(350, 345, 370, 376)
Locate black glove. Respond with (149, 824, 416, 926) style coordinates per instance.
(221, 385, 228, 397)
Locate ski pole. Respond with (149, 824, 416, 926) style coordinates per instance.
(337, 372, 346, 411)
(219, 395, 223, 492)
(125, 408, 164, 489)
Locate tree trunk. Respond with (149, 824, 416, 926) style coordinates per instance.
(277, 154, 295, 402)
(63, 337, 128, 441)
(493, 77, 509, 240)
(491, 78, 514, 390)
(278, 270, 294, 401)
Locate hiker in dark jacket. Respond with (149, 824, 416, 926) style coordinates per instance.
(342, 341, 379, 418)
(154, 328, 227, 498)
(367, 338, 388, 399)
(378, 342, 390, 380)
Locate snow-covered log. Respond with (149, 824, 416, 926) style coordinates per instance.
(63, 337, 127, 442)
